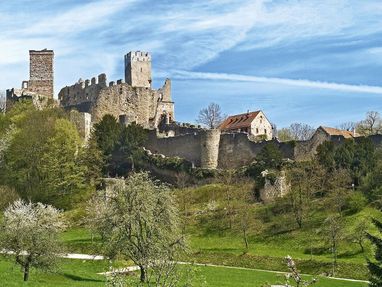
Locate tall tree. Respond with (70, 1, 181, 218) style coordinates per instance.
(0, 200, 65, 281)
(119, 122, 148, 170)
(88, 172, 184, 283)
(92, 114, 121, 156)
(367, 218, 382, 287)
(40, 119, 88, 209)
(196, 102, 225, 129)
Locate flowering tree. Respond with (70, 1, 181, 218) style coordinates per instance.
(88, 172, 185, 284)
(284, 256, 317, 287)
(0, 90, 5, 113)
(0, 200, 65, 281)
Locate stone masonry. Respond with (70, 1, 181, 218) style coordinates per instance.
(26, 49, 54, 98)
(59, 51, 174, 129)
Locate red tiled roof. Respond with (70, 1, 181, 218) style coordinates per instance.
(319, 126, 356, 139)
(219, 111, 261, 131)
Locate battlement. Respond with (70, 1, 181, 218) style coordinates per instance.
(29, 49, 54, 56)
(125, 51, 152, 62)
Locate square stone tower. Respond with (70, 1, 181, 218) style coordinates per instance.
(28, 49, 54, 98)
(124, 51, 152, 88)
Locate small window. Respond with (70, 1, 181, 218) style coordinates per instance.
(256, 128, 259, 134)
(264, 129, 267, 134)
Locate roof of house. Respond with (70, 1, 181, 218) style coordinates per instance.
(219, 111, 261, 131)
(319, 126, 356, 139)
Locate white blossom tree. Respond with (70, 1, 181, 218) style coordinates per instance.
(0, 200, 65, 281)
(0, 90, 5, 113)
(88, 172, 185, 284)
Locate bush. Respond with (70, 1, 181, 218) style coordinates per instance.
(0, 186, 19, 210)
(344, 192, 367, 214)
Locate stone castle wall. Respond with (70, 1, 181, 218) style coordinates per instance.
(59, 74, 173, 129)
(146, 130, 202, 166)
(145, 130, 296, 169)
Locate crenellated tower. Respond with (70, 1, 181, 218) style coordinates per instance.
(124, 51, 152, 88)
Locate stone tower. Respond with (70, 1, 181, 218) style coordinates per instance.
(27, 49, 54, 98)
(124, 51, 152, 88)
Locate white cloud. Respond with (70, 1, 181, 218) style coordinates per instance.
(171, 70, 382, 95)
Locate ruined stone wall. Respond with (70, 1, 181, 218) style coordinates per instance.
(69, 110, 91, 142)
(59, 75, 174, 128)
(218, 133, 294, 168)
(260, 171, 289, 203)
(145, 131, 202, 166)
(27, 50, 54, 98)
(200, 129, 221, 169)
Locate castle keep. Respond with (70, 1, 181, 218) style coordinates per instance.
(59, 51, 174, 129)
(27, 49, 54, 98)
(6, 49, 54, 110)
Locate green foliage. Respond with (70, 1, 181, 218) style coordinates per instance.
(92, 114, 121, 156)
(40, 119, 88, 209)
(367, 218, 382, 286)
(0, 186, 19, 211)
(146, 153, 192, 172)
(256, 143, 283, 170)
(92, 115, 148, 175)
(344, 192, 367, 215)
(0, 104, 94, 209)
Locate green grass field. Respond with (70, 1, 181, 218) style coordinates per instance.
(0, 256, 368, 287)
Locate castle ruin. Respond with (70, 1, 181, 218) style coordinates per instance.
(6, 49, 54, 110)
(6, 49, 382, 171)
(58, 51, 174, 129)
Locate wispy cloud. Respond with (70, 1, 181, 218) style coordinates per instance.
(171, 70, 382, 95)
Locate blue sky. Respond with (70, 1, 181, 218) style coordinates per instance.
(1, 0, 382, 128)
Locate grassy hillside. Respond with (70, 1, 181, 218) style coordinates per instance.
(176, 183, 379, 280)
(60, 182, 380, 281)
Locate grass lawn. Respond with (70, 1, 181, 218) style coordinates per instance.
(0, 256, 368, 287)
(0, 257, 107, 286)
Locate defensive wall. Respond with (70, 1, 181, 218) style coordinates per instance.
(146, 129, 295, 169)
(145, 126, 382, 170)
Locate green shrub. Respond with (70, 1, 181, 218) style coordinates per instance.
(344, 192, 367, 214)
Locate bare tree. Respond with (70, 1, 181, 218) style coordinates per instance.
(196, 102, 225, 129)
(0, 90, 6, 113)
(337, 122, 356, 132)
(289, 123, 315, 140)
(321, 215, 344, 276)
(278, 123, 315, 142)
(357, 111, 382, 136)
(0, 200, 65, 281)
